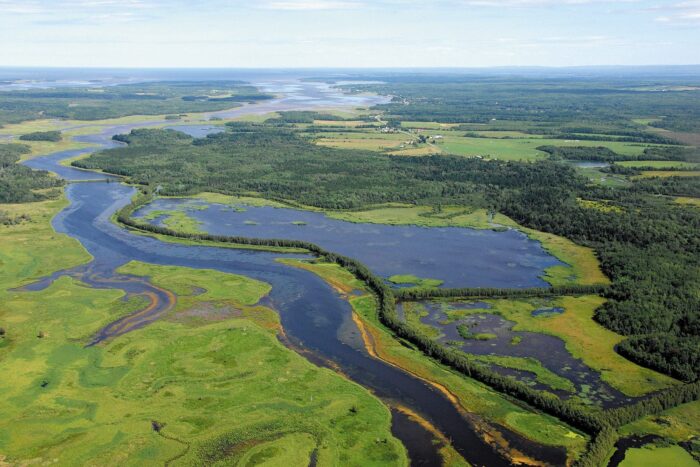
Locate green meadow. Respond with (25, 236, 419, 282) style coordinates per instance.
(617, 160, 700, 169)
(437, 135, 669, 161)
(0, 197, 406, 466)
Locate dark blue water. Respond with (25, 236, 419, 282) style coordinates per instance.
(411, 301, 632, 407)
(163, 124, 225, 138)
(42, 180, 565, 466)
(532, 307, 565, 317)
(15, 78, 567, 466)
(135, 200, 563, 289)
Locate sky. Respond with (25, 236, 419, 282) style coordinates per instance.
(0, 0, 698, 68)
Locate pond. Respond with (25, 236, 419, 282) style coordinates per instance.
(402, 300, 634, 408)
(134, 199, 564, 289)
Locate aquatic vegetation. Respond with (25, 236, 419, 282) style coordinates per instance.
(388, 274, 444, 288)
(279, 259, 589, 460)
(142, 209, 203, 234)
(456, 323, 496, 341)
(473, 296, 677, 397)
(0, 200, 407, 465)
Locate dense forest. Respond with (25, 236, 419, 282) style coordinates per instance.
(76, 124, 700, 381)
(338, 75, 700, 133)
(0, 143, 62, 203)
(0, 81, 271, 126)
(18, 130, 61, 142)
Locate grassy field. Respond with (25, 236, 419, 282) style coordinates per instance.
(315, 131, 409, 151)
(387, 145, 440, 156)
(620, 400, 700, 445)
(617, 160, 699, 169)
(445, 296, 677, 397)
(576, 166, 630, 187)
(0, 118, 94, 160)
(437, 135, 671, 161)
(313, 119, 376, 128)
(325, 204, 512, 229)
(0, 197, 92, 286)
(676, 197, 700, 207)
(637, 170, 700, 178)
(0, 197, 408, 466)
(618, 444, 697, 467)
(278, 259, 590, 463)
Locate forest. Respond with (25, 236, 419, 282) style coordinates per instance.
(0, 143, 62, 203)
(338, 75, 700, 133)
(0, 81, 271, 125)
(75, 123, 700, 382)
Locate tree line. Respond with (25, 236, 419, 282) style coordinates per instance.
(117, 191, 700, 466)
(79, 126, 700, 381)
(394, 284, 608, 301)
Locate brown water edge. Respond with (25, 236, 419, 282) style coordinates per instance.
(351, 309, 562, 466)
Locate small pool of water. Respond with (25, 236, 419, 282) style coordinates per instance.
(163, 124, 225, 138)
(567, 160, 610, 168)
(532, 307, 565, 317)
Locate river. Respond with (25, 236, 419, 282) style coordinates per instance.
(19, 79, 567, 466)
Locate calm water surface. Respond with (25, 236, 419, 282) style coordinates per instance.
(18, 79, 568, 466)
(135, 199, 563, 288)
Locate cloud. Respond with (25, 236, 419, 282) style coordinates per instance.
(264, 0, 364, 10)
(458, 0, 638, 6)
(653, 0, 700, 23)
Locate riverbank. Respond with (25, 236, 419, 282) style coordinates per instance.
(277, 257, 589, 464)
(0, 195, 408, 466)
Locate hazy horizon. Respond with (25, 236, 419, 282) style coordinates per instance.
(1, 0, 699, 68)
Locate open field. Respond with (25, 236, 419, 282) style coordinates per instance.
(637, 170, 700, 178)
(617, 160, 700, 169)
(279, 259, 590, 462)
(621, 400, 700, 442)
(0, 197, 407, 466)
(576, 166, 630, 187)
(0, 197, 92, 286)
(437, 134, 671, 161)
(676, 197, 700, 207)
(308, 122, 680, 161)
(314, 131, 409, 151)
(313, 119, 376, 127)
(618, 444, 697, 467)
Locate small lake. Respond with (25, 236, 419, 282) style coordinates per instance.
(163, 124, 225, 138)
(567, 161, 610, 168)
(134, 199, 564, 289)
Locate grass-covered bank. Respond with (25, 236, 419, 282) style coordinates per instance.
(0, 196, 407, 466)
(115, 186, 700, 467)
(277, 258, 589, 464)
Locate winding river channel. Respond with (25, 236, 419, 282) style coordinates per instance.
(19, 80, 569, 466)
